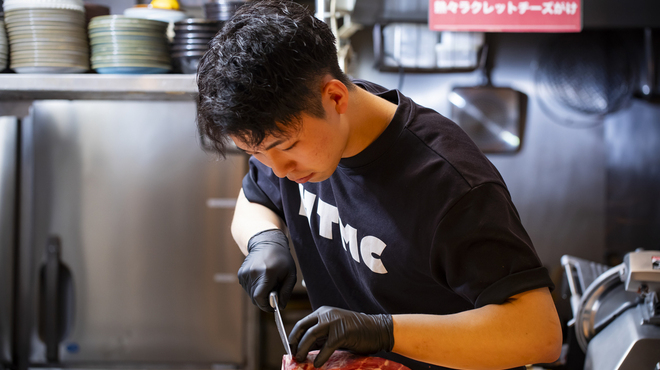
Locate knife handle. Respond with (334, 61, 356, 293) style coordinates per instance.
(269, 291, 277, 309)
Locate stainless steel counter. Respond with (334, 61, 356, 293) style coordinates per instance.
(0, 74, 197, 101)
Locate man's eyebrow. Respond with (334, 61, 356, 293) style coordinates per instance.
(264, 138, 286, 151)
(235, 138, 287, 154)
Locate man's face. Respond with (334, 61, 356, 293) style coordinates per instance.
(231, 112, 348, 184)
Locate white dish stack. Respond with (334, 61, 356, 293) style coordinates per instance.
(3, 0, 89, 73)
(0, 15, 8, 71)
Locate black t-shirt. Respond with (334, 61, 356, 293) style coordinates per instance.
(242, 80, 553, 370)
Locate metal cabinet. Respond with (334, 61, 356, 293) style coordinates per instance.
(0, 116, 18, 368)
(12, 100, 254, 370)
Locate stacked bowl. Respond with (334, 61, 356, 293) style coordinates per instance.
(88, 15, 171, 74)
(171, 18, 222, 74)
(204, 0, 247, 21)
(3, 0, 89, 73)
(0, 15, 7, 71)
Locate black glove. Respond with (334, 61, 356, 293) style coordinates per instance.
(288, 306, 394, 368)
(237, 229, 297, 312)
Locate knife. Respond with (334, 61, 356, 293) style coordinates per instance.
(269, 291, 292, 356)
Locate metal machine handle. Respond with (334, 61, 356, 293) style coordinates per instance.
(561, 255, 589, 325)
(44, 236, 61, 362)
(560, 255, 611, 326)
(574, 264, 626, 352)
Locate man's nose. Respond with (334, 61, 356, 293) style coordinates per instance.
(267, 152, 294, 178)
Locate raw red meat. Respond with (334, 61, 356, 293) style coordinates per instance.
(282, 350, 411, 370)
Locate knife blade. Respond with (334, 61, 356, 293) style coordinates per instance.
(269, 291, 292, 356)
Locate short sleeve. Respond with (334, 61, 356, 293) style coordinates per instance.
(242, 156, 286, 221)
(430, 182, 554, 308)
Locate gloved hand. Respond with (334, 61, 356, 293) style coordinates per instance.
(288, 306, 394, 368)
(237, 229, 297, 312)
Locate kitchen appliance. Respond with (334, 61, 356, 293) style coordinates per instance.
(562, 250, 660, 370)
(14, 100, 253, 370)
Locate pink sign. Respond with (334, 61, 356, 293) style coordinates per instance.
(429, 1, 582, 32)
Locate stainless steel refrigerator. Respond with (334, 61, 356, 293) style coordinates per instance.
(0, 116, 17, 370)
(14, 100, 253, 370)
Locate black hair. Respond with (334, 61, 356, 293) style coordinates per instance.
(196, 0, 352, 156)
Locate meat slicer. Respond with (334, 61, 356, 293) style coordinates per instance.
(561, 250, 660, 370)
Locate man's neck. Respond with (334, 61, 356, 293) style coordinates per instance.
(341, 86, 398, 158)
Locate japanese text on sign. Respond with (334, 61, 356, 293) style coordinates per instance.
(433, 1, 578, 16)
(429, 0, 582, 32)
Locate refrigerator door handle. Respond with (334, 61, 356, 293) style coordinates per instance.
(44, 236, 62, 363)
(41, 236, 74, 363)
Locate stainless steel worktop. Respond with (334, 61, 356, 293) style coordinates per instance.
(0, 74, 197, 101)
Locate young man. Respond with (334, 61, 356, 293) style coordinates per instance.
(196, 1, 562, 369)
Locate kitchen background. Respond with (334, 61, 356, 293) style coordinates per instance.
(0, 0, 659, 370)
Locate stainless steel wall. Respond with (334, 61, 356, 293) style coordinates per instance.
(0, 116, 17, 365)
(351, 32, 607, 269)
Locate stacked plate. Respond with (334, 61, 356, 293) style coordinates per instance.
(88, 15, 171, 74)
(171, 18, 222, 74)
(3, 0, 89, 73)
(204, 0, 247, 21)
(0, 15, 7, 71)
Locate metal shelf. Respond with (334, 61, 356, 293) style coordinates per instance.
(0, 73, 198, 101)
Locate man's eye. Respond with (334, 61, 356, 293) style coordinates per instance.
(283, 142, 297, 151)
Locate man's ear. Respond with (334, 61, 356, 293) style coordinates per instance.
(321, 78, 349, 115)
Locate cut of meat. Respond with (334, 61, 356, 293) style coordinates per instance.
(282, 350, 411, 370)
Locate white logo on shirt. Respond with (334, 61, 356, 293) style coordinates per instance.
(299, 185, 388, 274)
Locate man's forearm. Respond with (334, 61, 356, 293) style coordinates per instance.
(391, 288, 562, 370)
(231, 188, 286, 255)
